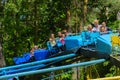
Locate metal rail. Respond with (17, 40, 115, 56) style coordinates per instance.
(0, 59, 105, 79)
(0, 53, 76, 71)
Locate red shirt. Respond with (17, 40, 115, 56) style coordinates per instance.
(60, 38, 65, 45)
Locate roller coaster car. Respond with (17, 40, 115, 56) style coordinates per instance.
(65, 31, 120, 59)
(13, 49, 50, 65)
(4, 30, 120, 80)
(65, 31, 100, 50)
(64, 31, 111, 59)
(13, 31, 119, 65)
(46, 41, 59, 54)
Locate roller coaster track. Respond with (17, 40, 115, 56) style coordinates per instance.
(0, 58, 105, 80)
(0, 46, 120, 80)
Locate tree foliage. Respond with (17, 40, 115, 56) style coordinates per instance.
(0, 0, 120, 80)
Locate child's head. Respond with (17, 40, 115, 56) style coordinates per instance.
(62, 29, 68, 36)
(61, 33, 65, 38)
(87, 24, 93, 31)
(100, 26, 106, 32)
(94, 20, 99, 27)
(50, 33, 55, 39)
(34, 45, 38, 50)
(102, 22, 106, 27)
(30, 47, 34, 52)
(58, 31, 62, 37)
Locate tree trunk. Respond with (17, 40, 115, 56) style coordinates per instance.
(0, 25, 6, 67)
(13, 12, 19, 57)
(72, 61, 80, 80)
(83, 0, 88, 24)
(0, 43, 6, 67)
(79, 0, 88, 32)
(34, 0, 38, 45)
(66, 9, 71, 32)
(74, 0, 78, 33)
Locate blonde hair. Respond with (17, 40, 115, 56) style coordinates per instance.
(94, 20, 99, 23)
(87, 24, 93, 31)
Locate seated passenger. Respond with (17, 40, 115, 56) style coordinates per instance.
(92, 20, 101, 32)
(56, 32, 66, 51)
(62, 29, 72, 37)
(60, 34, 65, 45)
(58, 31, 62, 38)
(30, 47, 34, 57)
(56, 31, 63, 47)
(62, 29, 68, 37)
(49, 33, 57, 47)
(100, 26, 109, 35)
(34, 45, 39, 50)
(29, 47, 35, 62)
(101, 22, 112, 31)
(59, 33, 66, 51)
(87, 24, 93, 32)
(56, 31, 62, 41)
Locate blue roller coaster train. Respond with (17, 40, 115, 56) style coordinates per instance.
(0, 30, 120, 80)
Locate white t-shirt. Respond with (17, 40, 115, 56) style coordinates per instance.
(92, 25, 101, 32)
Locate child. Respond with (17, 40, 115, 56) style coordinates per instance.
(87, 24, 93, 32)
(49, 33, 56, 47)
(29, 47, 35, 62)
